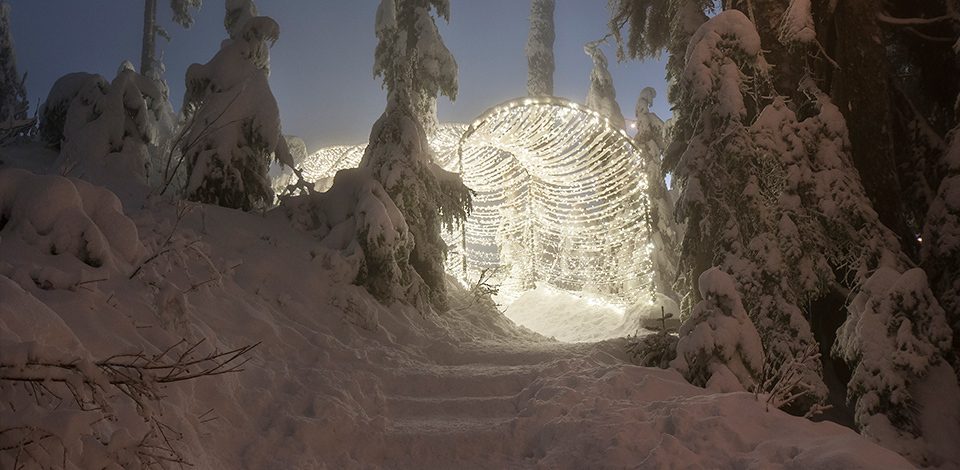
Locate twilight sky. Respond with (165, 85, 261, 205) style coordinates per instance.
(7, 0, 670, 152)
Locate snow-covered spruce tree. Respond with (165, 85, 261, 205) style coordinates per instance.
(363, 0, 471, 311)
(633, 87, 678, 298)
(633, 10, 832, 412)
(921, 124, 960, 372)
(37, 63, 166, 197)
(834, 266, 951, 462)
(373, 0, 457, 136)
(671, 268, 765, 392)
(583, 39, 625, 130)
(0, 1, 29, 137)
(180, 3, 294, 211)
(610, 0, 956, 457)
(525, 0, 555, 97)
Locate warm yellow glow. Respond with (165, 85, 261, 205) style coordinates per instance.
(296, 97, 655, 306)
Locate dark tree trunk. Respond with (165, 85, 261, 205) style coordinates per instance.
(831, 0, 914, 256)
(141, 0, 157, 75)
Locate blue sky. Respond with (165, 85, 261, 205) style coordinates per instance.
(7, 0, 670, 152)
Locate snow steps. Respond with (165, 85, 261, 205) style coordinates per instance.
(374, 361, 540, 467)
(385, 394, 518, 419)
(382, 364, 542, 398)
(380, 416, 522, 467)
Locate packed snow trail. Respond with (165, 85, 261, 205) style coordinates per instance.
(373, 341, 623, 468)
(0, 166, 930, 469)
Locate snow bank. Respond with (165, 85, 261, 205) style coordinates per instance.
(0, 156, 927, 469)
(0, 168, 145, 272)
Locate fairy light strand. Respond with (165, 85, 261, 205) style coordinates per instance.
(296, 97, 654, 307)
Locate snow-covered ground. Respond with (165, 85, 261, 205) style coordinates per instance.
(0, 146, 936, 468)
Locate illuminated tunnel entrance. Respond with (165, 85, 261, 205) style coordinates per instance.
(299, 97, 655, 307)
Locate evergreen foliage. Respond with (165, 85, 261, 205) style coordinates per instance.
(671, 268, 765, 392)
(180, 5, 293, 211)
(373, 0, 458, 135)
(0, 1, 28, 127)
(609, 0, 955, 455)
(364, 0, 472, 311)
(38, 63, 165, 195)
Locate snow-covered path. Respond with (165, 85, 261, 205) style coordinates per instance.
(0, 172, 925, 469)
(375, 342, 621, 468)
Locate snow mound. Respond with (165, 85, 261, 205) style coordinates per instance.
(0, 168, 145, 271)
(503, 286, 626, 342)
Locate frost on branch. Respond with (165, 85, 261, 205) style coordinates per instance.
(181, 9, 292, 211)
(670, 268, 764, 393)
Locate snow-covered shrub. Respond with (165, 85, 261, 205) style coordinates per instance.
(181, 8, 293, 211)
(627, 330, 679, 369)
(37, 63, 166, 196)
(670, 268, 764, 392)
(834, 267, 952, 459)
(281, 165, 418, 312)
(0, 168, 145, 272)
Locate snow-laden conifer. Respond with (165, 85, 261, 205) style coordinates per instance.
(921, 123, 960, 373)
(671, 268, 765, 392)
(140, 0, 201, 76)
(668, 11, 830, 412)
(584, 39, 625, 130)
(525, 0, 555, 97)
(180, 3, 293, 211)
(37, 63, 165, 197)
(373, 0, 457, 136)
(0, 1, 29, 135)
(358, 0, 471, 310)
(633, 87, 678, 298)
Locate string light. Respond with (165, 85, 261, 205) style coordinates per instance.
(297, 97, 655, 307)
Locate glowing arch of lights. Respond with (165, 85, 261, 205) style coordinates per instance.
(299, 97, 654, 306)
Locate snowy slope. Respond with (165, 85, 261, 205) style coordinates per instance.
(0, 153, 925, 469)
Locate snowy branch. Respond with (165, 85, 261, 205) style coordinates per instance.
(0, 339, 258, 469)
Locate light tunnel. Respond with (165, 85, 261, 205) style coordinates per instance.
(299, 97, 655, 306)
